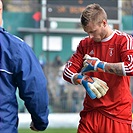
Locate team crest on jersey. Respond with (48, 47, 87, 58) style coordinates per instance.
(109, 48, 114, 56)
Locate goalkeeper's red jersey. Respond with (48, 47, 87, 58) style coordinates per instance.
(63, 30, 133, 124)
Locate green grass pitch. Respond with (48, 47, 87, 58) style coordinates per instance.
(18, 128, 77, 133)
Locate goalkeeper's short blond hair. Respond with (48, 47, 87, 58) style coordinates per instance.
(81, 3, 107, 27)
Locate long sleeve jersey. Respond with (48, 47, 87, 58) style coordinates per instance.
(63, 30, 133, 124)
(0, 27, 49, 133)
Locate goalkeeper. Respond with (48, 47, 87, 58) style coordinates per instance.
(63, 3, 133, 133)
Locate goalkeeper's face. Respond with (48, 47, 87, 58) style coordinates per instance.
(82, 20, 108, 42)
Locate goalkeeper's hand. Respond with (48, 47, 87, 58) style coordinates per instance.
(81, 54, 106, 74)
(76, 74, 109, 99)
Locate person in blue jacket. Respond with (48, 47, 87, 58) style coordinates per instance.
(0, 1, 49, 132)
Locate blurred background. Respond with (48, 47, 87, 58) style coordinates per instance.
(2, 0, 133, 129)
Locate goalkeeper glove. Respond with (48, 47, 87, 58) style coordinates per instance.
(76, 74, 109, 99)
(81, 54, 106, 74)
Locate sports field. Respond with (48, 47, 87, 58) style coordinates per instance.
(18, 128, 77, 133)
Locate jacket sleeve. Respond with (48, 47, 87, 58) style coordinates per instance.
(13, 41, 49, 131)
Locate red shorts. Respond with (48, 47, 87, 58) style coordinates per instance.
(77, 110, 133, 133)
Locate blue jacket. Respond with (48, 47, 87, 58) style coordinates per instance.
(0, 27, 49, 133)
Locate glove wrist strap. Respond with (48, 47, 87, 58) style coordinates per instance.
(96, 61, 106, 72)
(76, 74, 83, 84)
